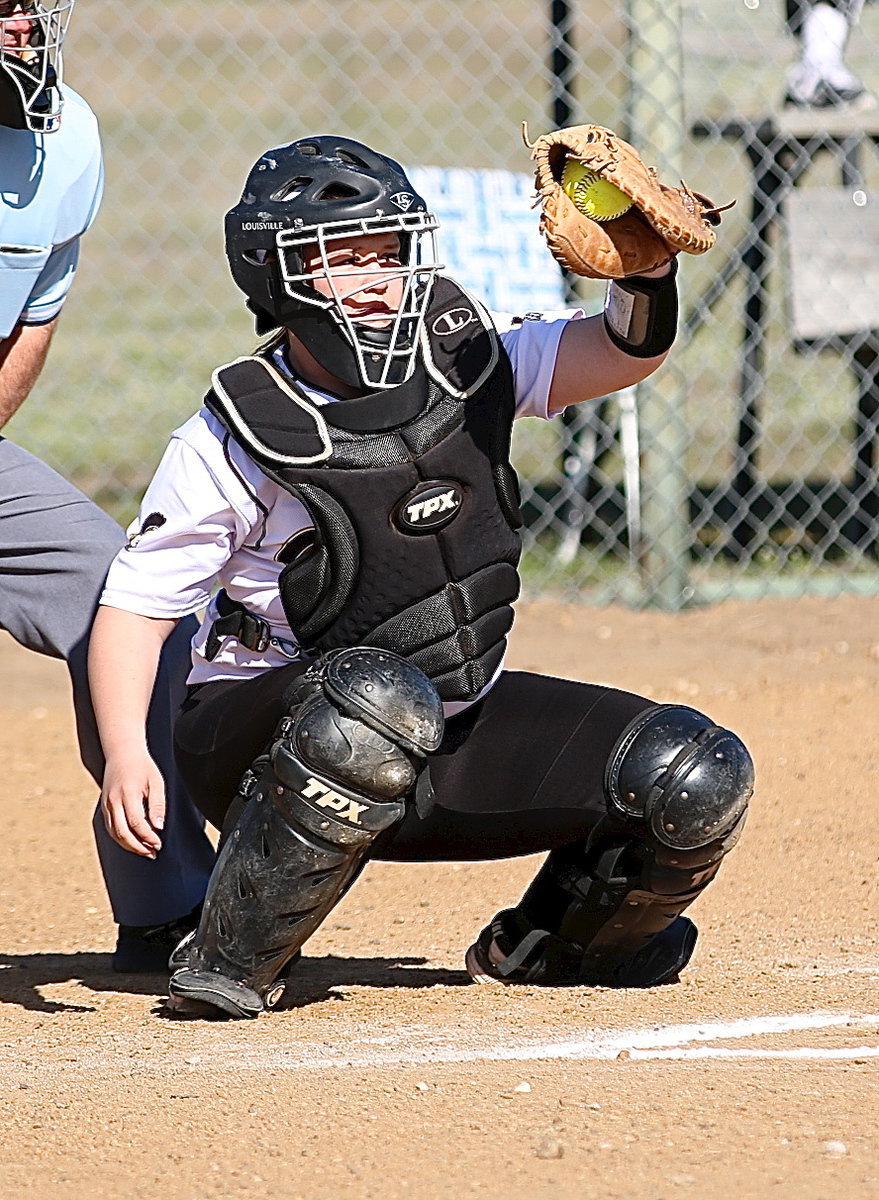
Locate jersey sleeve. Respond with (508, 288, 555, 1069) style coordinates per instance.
(100, 415, 262, 620)
(495, 308, 585, 420)
(19, 238, 80, 326)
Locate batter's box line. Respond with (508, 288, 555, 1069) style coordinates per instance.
(1, 1010, 877, 1074)
(236, 1010, 879, 1068)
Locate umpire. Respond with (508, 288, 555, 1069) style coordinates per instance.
(0, 1, 215, 969)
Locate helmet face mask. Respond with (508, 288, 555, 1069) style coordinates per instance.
(276, 211, 440, 390)
(0, 0, 74, 133)
(225, 137, 443, 392)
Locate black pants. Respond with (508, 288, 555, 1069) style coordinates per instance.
(174, 666, 654, 863)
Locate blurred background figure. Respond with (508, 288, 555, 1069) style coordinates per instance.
(784, 0, 876, 108)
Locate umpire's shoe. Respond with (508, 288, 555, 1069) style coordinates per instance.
(465, 911, 697, 988)
(112, 904, 203, 974)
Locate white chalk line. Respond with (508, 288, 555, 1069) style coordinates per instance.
(1, 1010, 877, 1074)
(631, 1046, 879, 1060)
(239, 1011, 879, 1069)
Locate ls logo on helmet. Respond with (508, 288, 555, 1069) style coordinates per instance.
(390, 192, 415, 211)
(431, 308, 475, 337)
(394, 481, 463, 535)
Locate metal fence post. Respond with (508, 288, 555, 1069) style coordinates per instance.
(624, 0, 691, 609)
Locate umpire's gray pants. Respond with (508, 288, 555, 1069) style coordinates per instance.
(0, 439, 215, 924)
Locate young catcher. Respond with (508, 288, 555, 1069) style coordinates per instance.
(88, 131, 754, 1019)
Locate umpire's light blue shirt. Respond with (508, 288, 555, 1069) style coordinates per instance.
(0, 87, 103, 339)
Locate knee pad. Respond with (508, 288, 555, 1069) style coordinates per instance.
(604, 704, 754, 853)
(471, 706, 753, 991)
(281, 646, 445, 799)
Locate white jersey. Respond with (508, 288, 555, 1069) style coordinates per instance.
(101, 309, 582, 703)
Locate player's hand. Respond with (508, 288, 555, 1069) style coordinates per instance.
(99, 747, 166, 858)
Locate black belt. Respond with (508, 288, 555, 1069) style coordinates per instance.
(204, 589, 271, 662)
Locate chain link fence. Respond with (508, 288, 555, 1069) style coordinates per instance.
(9, 0, 879, 607)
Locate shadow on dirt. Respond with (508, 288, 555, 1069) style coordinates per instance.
(0, 951, 471, 1014)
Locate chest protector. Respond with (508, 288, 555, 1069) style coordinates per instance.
(204, 278, 523, 703)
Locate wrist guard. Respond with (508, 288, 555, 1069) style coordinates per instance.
(603, 259, 678, 359)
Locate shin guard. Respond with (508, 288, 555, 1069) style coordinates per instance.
(467, 704, 753, 987)
(169, 648, 443, 1018)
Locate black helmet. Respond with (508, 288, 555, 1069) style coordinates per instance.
(224, 135, 442, 391)
(0, 0, 73, 133)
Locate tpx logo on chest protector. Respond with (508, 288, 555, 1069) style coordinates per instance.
(393, 480, 463, 535)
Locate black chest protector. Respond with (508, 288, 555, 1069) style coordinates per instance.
(204, 278, 523, 703)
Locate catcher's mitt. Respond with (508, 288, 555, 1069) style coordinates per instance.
(527, 123, 732, 279)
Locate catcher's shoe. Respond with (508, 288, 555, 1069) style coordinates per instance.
(165, 948, 303, 1019)
(465, 911, 697, 988)
(166, 967, 266, 1020)
(112, 903, 203, 974)
(169, 929, 302, 973)
(167, 928, 197, 973)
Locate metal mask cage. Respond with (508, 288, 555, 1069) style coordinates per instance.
(276, 211, 443, 390)
(0, 0, 73, 132)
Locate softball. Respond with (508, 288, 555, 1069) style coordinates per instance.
(561, 159, 633, 221)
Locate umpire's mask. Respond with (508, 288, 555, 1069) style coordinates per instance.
(0, 0, 74, 133)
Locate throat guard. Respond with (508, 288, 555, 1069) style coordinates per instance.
(206, 277, 523, 702)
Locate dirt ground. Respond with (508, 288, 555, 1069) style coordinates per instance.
(1, 594, 877, 1200)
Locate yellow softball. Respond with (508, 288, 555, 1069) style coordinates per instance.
(561, 159, 633, 222)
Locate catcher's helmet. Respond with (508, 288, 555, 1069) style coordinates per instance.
(224, 135, 442, 391)
(0, 0, 74, 133)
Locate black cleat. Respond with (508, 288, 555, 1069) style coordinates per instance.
(167, 928, 197, 973)
(166, 967, 266, 1020)
(112, 904, 203, 974)
(465, 913, 698, 988)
